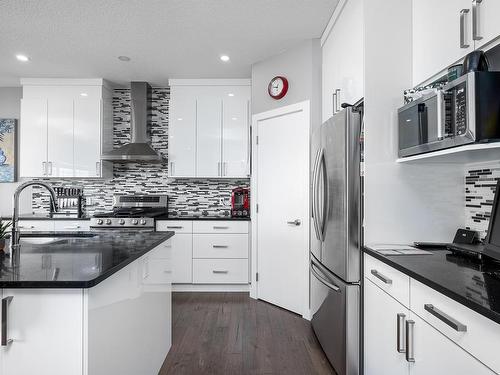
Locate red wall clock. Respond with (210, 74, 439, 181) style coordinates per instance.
(268, 76, 289, 100)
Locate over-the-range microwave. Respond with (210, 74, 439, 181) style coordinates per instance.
(398, 72, 500, 158)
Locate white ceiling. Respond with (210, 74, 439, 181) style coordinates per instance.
(0, 0, 337, 87)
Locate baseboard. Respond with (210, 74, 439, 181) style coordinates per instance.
(172, 284, 251, 292)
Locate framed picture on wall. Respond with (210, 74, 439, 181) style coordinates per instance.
(0, 119, 17, 183)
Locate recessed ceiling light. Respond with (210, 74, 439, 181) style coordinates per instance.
(80, 93, 88, 97)
(220, 55, 230, 62)
(118, 55, 131, 62)
(228, 93, 235, 97)
(16, 54, 30, 62)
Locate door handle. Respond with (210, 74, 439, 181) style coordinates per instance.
(213, 245, 229, 248)
(405, 320, 415, 363)
(335, 89, 341, 112)
(332, 92, 337, 114)
(63, 225, 81, 229)
(1, 296, 13, 346)
(166, 226, 183, 229)
(460, 9, 470, 48)
(42, 161, 47, 175)
(47, 161, 53, 176)
(424, 304, 467, 332)
(397, 313, 406, 353)
(310, 261, 341, 292)
(370, 269, 393, 284)
(212, 270, 229, 274)
(312, 149, 322, 241)
(95, 161, 100, 176)
(472, 0, 483, 41)
(213, 226, 229, 230)
(287, 219, 301, 226)
(318, 150, 327, 240)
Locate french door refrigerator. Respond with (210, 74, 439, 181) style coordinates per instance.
(310, 103, 363, 375)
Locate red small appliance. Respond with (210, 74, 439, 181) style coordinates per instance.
(231, 188, 250, 218)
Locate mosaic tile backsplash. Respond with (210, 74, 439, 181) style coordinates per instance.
(465, 162, 500, 240)
(32, 88, 249, 217)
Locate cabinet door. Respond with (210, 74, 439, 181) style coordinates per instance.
(413, 0, 473, 85)
(47, 98, 74, 177)
(169, 97, 196, 177)
(197, 97, 222, 177)
(410, 314, 495, 375)
(74, 98, 101, 177)
(1, 289, 83, 375)
(473, 0, 500, 50)
(19, 99, 48, 177)
(168, 233, 193, 283)
(223, 95, 249, 178)
(364, 278, 410, 375)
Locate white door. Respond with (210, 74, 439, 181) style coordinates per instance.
(47, 98, 74, 177)
(222, 89, 250, 178)
(410, 313, 495, 375)
(473, 0, 500, 50)
(413, 0, 473, 85)
(74, 97, 101, 177)
(255, 101, 310, 315)
(169, 96, 196, 177)
(197, 97, 222, 177)
(1, 289, 83, 375)
(19, 99, 48, 177)
(364, 278, 410, 375)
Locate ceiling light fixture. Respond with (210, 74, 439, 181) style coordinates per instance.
(220, 55, 230, 62)
(118, 55, 131, 62)
(16, 54, 30, 62)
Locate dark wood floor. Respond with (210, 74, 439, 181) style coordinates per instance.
(159, 292, 336, 375)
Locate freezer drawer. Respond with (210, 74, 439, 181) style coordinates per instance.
(310, 256, 359, 375)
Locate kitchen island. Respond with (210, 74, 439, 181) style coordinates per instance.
(0, 231, 174, 375)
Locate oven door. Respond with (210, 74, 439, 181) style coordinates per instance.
(310, 255, 359, 375)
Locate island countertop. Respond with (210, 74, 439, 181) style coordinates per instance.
(0, 231, 174, 289)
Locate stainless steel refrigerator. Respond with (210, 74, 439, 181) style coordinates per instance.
(310, 103, 363, 375)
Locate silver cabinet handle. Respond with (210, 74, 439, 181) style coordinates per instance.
(310, 261, 341, 292)
(47, 161, 53, 176)
(405, 320, 415, 363)
(460, 9, 470, 48)
(213, 226, 229, 229)
(397, 313, 406, 353)
(332, 92, 337, 114)
(63, 225, 81, 229)
(212, 270, 229, 274)
(217, 162, 221, 176)
(18, 225, 35, 229)
(436, 90, 445, 139)
(42, 161, 47, 175)
(370, 269, 393, 284)
(224, 162, 228, 176)
(335, 89, 341, 112)
(424, 304, 467, 332)
(1, 296, 13, 346)
(472, 0, 483, 41)
(95, 161, 100, 176)
(166, 226, 183, 229)
(287, 219, 301, 226)
(213, 245, 229, 248)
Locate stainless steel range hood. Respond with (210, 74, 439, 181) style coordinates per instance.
(101, 82, 163, 162)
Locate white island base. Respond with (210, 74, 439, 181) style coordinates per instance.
(0, 240, 172, 375)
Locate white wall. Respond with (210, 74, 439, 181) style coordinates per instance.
(0, 87, 31, 218)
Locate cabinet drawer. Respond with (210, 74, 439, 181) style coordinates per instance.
(411, 279, 500, 373)
(364, 254, 410, 308)
(18, 220, 54, 232)
(193, 220, 248, 234)
(193, 234, 248, 259)
(156, 220, 193, 233)
(54, 220, 90, 232)
(193, 259, 249, 284)
(142, 257, 172, 285)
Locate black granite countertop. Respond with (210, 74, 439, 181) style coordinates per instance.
(156, 215, 251, 221)
(363, 246, 500, 324)
(0, 231, 174, 289)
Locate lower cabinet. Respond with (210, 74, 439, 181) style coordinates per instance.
(193, 259, 249, 284)
(18, 220, 91, 232)
(166, 234, 192, 283)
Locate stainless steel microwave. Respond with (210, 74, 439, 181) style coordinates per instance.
(398, 72, 500, 158)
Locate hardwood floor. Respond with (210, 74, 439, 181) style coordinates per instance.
(159, 292, 336, 375)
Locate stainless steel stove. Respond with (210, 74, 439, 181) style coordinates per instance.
(90, 195, 168, 230)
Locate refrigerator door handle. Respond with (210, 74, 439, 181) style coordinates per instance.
(310, 261, 341, 292)
(312, 149, 322, 241)
(318, 150, 327, 241)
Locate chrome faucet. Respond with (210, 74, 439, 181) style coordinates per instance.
(10, 181, 58, 260)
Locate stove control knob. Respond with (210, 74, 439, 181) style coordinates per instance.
(105, 219, 112, 225)
(131, 219, 139, 225)
(140, 219, 147, 226)
(97, 219, 103, 225)
(118, 219, 125, 225)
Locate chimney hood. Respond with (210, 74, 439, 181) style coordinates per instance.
(101, 82, 163, 162)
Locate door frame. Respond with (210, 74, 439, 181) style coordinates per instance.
(250, 100, 311, 319)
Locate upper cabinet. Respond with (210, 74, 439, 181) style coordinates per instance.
(413, 0, 500, 86)
(20, 79, 113, 178)
(168, 79, 251, 179)
(322, 0, 364, 122)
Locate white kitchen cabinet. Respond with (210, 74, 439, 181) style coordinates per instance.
(472, 0, 500, 50)
(166, 233, 193, 283)
(19, 99, 48, 177)
(53, 220, 90, 232)
(322, 0, 363, 121)
(197, 97, 223, 177)
(169, 96, 196, 177)
(364, 278, 410, 375)
(168, 80, 251, 178)
(18, 220, 55, 232)
(20, 79, 112, 179)
(410, 313, 494, 375)
(0, 289, 84, 375)
(413, 0, 473, 86)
